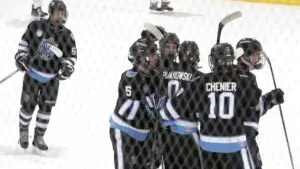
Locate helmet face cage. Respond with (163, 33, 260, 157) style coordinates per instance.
(48, 0, 68, 25)
(178, 41, 200, 68)
(241, 51, 266, 70)
(128, 39, 158, 67)
(209, 43, 235, 71)
(236, 38, 266, 70)
(159, 33, 180, 59)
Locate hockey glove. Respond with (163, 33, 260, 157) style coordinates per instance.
(262, 88, 284, 110)
(15, 52, 29, 71)
(57, 60, 74, 80)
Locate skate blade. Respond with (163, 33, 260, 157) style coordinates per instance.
(149, 8, 164, 13)
(32, 146, 47, 156)
(149, 9, 173, 15)
(18, 147, 29, 153)
(17, 141, 29, 152)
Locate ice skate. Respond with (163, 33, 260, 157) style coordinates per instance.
(31, 5, 48, 18)
(18, 130, 29, 149)
(149, 2, 163, 12)
(161, 1, 173, 11)
(32, 134, 48, 152)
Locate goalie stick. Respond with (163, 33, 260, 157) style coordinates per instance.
(216, 11, 242, 44)
(265, 54, 295, 169)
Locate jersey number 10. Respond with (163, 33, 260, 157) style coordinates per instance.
(208, 92, 235, 119)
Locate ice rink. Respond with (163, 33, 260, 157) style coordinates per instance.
(0, 0, 299, 168)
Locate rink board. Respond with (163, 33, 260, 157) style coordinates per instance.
(234, 0, 300, 5)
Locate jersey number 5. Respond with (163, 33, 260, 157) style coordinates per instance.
(125, 85, 132, 97)
(208, 92, 235, 119)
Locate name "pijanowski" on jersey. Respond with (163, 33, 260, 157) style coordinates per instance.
(163, 71, 193, 81)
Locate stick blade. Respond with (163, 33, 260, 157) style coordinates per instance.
(49, 44, 63, 58)
(144, 23, 165, 41)
(220, 11, 242, 26)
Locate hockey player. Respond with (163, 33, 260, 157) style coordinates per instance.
(31, 0, 48, 17)
(158, 40, 204, 169)
(109, 38, 160, 169)
(235, 38, 284, 117)
(165, 42, 263, 169)
(150, 0, 173, 11)
(16, 0, 76, 151)
(235, 38, 285, 169)
(158, 32, 179, 70)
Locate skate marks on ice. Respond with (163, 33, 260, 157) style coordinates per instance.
(0, 144, 67, 159)
(149, 10, 204, 18)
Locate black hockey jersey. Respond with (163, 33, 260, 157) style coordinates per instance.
(237, 63, 270, 117)
(110, 68, 159, 141)
(17, 19, 77, 83)
(158, 62, 204, 122)
(165, 66, 262, 153)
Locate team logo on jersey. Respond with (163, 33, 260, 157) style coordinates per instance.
(37, 38, 59, 61)
(36, 29, 43, 37)
(126, 70, 137, 77)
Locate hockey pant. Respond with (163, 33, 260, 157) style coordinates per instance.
(110, 128, 154, 169)
(160, 127, 202, 169)
(19, 73, 59, 136)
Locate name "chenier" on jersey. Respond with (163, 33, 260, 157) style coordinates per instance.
(206, 82, 237, 92)
(163, 71, 193, 81)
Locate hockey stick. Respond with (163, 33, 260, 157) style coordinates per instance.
(265, 54, 295, 169)
(150, 118, 164, 169)
(49, 44, 63, 58)
(216, 11, 242, 44)
(0, 69, 19, 84)
(144, 23, 165, 41)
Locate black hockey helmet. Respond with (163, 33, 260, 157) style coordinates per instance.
(48, 0, 68, 25)
(209, 43, 235, 71)
(236, 38, 266, 70)
(159, 32, 180, 59)
(178, 41, 200, 69)
(128, 38, 158, 66)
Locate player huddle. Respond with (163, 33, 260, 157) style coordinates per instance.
(109, 25, 285, 169)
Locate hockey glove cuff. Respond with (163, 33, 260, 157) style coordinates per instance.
(57, 60, 74, 80)
(262, 88, 284, 110)
(15, 52, 29, 71)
